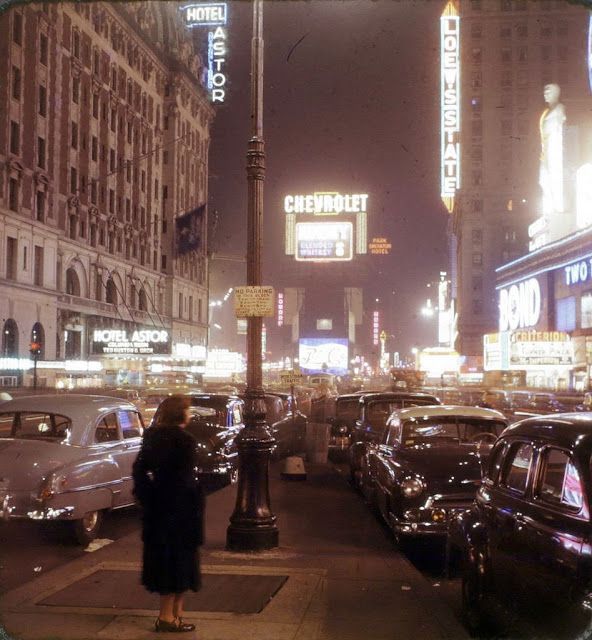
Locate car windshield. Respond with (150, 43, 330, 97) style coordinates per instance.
(401, 417, 504, 445)
(367, 399, 435, 428)
(0, 412, 72, 441)
(336, 398, 361, 421)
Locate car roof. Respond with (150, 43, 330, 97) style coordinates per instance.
(392, 405, 507, 421)
(501, 412, 592, 449)
(362, 391, 441, 404)
(0, 394, 138, 446)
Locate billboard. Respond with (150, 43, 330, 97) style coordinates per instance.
(90, 328, 171, 356)
(298, 338, 349, 374)
(295, 221, 353, 262)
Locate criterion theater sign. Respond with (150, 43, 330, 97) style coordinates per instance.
(182, 3, 228, 103)
(440, 1, 460, 213)
(91, 328, 171, 355)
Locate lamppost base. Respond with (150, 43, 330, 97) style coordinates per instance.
(226, 523, 279, 551)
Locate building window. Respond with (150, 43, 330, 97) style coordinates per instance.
(472, 170, 482, 186)
(6, 238, 17, 280)
(34, 246, 44, 287)
(500, 24, 511, 39)
(36, 191, 45, 222)
(109, 148, 115, 171)
(500, 0, 512, 10)
(91, 136, 98, 161)
(516, 23, 528, 38)
(110, 108, 117, 132)
(10, 121, 20, 155)
(72, 30, 80, 58)
(501, 70, 512, 88)
(161, 255, 167, 271)
(472, 253, 483, 266)
(39, 85, 47, 117)
(92, 93, 99, 118)
(40, 33, 48, 65)
(1, 319, 19, 357)
(13, 13, 22, 45)
(471, 72, 482, 90)
(71, 122, 78, 149)
(471, 229, 483, 245)
(37, 137, 46, 169)
(501, 48, 512, 64)
(8, 178, 18, 211)
(109, 189, 115, 213)
(471, 199, 483, 213)
(90, 224, 97, 247)
(581, 293, 592, 329)
(72, 76, 80, 104)
(11, 66, 21, 100)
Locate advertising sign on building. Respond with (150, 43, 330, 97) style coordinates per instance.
(510, 331, 573, 366)
(298, 338, 349, 375)
(183, 3, 228, 103)
(91, 328, 171, 355)
(498, 278, 541, 332)
(234, 286, 275, 317)
(295, 222, 353, 262)
(369, 237, 392, 255)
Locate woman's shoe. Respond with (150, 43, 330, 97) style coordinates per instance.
(154, 616, 196, 633)
(176, 618, 196, 632)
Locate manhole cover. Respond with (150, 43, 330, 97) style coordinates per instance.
(39, 570, 288, 614)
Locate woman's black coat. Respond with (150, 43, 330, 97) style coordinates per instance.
(132, 425, 204, 549)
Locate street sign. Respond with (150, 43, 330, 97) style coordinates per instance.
(234, 286, 275, 317)
(280, 372, 304, 385)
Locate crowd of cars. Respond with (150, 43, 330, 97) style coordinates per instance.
(0, 387, 306, 545)
(328, 386, 592, 635)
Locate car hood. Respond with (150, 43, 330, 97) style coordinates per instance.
(396, 444, 487, 488)
(0, 439, 83, 491)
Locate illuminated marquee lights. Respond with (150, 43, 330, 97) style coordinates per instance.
(373, 310, 380, 346)
(440, 1, 460, 213)
(183, 3, 228, 103)
(277, 292, 284, 327)
(295, 221, 353, 262)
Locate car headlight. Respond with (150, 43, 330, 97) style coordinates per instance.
(400, 477, 425, 498)
(38, 473, 67, 500)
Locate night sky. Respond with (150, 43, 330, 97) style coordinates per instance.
(207, 1, 449, 356)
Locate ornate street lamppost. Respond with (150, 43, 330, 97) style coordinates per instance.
(226, 0, 279, 551)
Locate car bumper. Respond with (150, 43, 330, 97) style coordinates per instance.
(1, 491, 75, 521)
(391, 505, 472, 537)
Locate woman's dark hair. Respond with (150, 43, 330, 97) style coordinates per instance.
(156, 395, 191, 426)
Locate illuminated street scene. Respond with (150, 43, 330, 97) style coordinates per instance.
(1, 0, 592, 638)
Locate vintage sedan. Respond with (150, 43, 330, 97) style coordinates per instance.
(348, 391, 442, 487)
(263, 392, 307, 459)
(0, 394, 144, 544)
(360, 406, 507, 540)
(453, 413, 592, 637)
(152, 393, 244, 486)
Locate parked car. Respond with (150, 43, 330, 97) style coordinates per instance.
(348, 391, 441, 487)
(452, 413, 592, 636)
(152, 393, 243, 486)
(0, 394, 144, 544)
(360, 406, 507, 541)
(328, 392, 367, 453)
(479, 389, 511, 413)
(262, 392, 307, 459)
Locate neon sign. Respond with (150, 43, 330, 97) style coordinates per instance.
(295, 221, 353, 262)
(564, 258, 592, 287)
(373, 310, 380, 346)
(499, 278, 541, 332)
(183, 3, 228, 103)
(440, 1, 460, 213)
(284, 193, 368, 215)
(277, 292, 284, 327)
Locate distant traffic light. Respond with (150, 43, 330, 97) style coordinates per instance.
(30, 342, 42, 357)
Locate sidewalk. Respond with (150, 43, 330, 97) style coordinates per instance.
(0, 462, 468, 640)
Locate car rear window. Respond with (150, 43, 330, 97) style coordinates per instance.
(401, 417, 504, 445)
(539, 448, 584, 511)
(0, 412, 72, 441)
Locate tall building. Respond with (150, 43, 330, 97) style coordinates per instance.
(441, 0, 590, 360)
(0, 2, 214, 387)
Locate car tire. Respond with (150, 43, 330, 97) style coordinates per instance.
(461, 547, 493, 636)
(70, 510, 103, 545)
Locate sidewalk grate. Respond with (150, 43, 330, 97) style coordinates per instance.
(38, 569, 288, 614)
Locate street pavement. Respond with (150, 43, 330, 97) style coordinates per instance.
(0, 461, 468, 640)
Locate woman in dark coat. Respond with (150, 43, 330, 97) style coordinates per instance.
(133, 395, 204, 633)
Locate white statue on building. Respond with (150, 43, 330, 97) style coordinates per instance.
(539, 83, 566, 216)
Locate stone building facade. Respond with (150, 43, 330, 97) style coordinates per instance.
(0, 2, 213, 386)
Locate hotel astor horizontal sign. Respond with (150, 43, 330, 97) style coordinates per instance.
(91, 328, 171, 356)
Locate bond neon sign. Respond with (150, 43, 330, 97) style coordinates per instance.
(499, 278, 541, 332)
(441, 1, 460, 213)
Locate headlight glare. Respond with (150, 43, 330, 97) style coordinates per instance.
(400, 477, 425, 498)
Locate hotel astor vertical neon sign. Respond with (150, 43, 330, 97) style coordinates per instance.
(441, 1, 460, 213)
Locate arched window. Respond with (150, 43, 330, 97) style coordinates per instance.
(65, 267, 80, 296)
(2, 319, 19, 357)
(105, 278, 117, 304)
(138, 289, 148, 311)
(31, 322, 45, 359)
